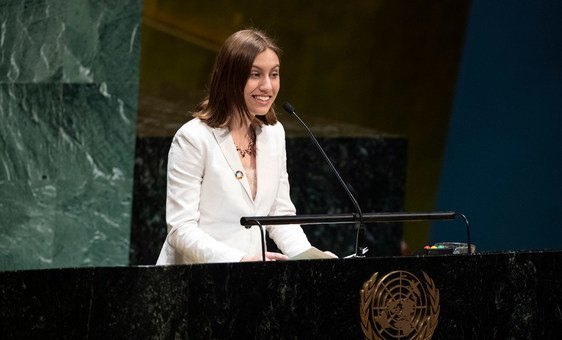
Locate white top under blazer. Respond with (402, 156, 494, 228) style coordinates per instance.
(156, 118, 311, 264)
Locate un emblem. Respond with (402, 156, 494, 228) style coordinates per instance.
(360, 271, 440, 339)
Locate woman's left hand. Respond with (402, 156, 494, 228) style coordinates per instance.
(323, 251, 338, 258)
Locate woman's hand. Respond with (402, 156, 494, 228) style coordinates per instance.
(241, 252, 289, 262)
(323, 250, 338, 258)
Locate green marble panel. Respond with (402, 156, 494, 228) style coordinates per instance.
(0, 0, 64, 83)
(0, 84, 61, 270)
(0, 82, 138, 270)
(0, 0, 142, 271)
(0, 84, 62, 181)
(0, 181, 57, 270)
(0, 0, 142, 84)
(63, 0, 142, 83)
(53, 83, 137, 267)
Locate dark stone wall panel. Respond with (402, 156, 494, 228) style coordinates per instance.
(130, 135, 407, 264)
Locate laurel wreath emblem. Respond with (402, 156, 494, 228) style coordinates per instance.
(360, 271, 440, 340)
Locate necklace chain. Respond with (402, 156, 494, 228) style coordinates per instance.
(235, 129, 256, 158)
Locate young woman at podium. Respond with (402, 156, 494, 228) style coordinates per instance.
(156, 29, 332, 264)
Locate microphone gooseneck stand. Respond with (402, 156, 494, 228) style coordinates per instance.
(282, 102, 367, 257)
(243, 101, 473, 262)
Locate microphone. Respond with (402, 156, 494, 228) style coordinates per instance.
(282, 102, 368, 257)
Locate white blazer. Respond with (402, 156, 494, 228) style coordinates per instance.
(156, 118, 311, 264)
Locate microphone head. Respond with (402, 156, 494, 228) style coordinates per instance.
(282, 102, 296, 115)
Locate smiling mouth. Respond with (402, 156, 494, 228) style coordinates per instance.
(253, 95, 272, 104)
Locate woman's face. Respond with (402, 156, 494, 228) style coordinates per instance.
(244, 48, 280, 116)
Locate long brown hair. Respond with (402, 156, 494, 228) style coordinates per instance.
(194, 29, 281, 128)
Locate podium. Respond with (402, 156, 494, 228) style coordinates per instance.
(1, 251, 561, 338)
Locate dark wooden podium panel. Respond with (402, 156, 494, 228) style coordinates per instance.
(1, 251, 561, 339)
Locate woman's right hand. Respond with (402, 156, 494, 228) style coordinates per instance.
(241, 252, 289, 262)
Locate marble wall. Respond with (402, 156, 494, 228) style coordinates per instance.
(0, 0, 142, 270)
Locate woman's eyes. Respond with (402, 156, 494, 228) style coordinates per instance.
(250, 72, 279, 79)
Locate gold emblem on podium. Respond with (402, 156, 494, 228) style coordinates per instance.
(360, 271, 440, 339)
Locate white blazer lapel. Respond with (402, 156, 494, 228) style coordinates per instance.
(212, 127, 254, 203)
